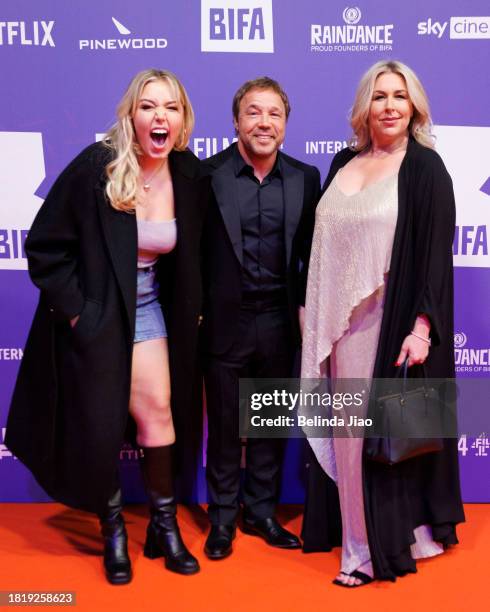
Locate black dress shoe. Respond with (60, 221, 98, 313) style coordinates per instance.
(242, 517, 301, 549)
(204, 525, 235, 560)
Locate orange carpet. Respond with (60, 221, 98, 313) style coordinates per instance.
(0, 503, 486, 611)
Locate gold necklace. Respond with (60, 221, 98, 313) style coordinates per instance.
(141, 160, 165, 192)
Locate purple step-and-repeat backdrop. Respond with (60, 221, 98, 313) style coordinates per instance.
(0, 1, 489, 504)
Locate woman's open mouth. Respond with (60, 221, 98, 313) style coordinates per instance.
(150, 129, 168, 147)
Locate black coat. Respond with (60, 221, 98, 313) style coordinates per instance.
(301, 138, 465, 580)
(200, 143, 321, 354)
(6, 142, 209, 514)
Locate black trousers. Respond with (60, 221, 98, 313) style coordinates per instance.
(204, 307, 295, 526)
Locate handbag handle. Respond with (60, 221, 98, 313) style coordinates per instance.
(398, 358, 428, 405)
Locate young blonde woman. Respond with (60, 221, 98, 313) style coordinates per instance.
(301, 60, 465, 586)
(7, 69, 209, 584)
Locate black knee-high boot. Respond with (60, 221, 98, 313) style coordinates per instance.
(98, 488, 132, 585)
(140, 445, 199, 575)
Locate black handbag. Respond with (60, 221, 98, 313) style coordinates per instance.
(364, 359, 444, 465)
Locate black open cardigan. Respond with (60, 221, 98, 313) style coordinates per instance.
(301, 138, 465, 580)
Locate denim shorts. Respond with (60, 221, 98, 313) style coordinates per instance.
(134, 265, 167, 343)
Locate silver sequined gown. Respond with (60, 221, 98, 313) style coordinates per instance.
(301, 171, 443, 574)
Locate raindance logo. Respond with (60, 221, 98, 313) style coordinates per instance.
(343, 7, 361, 25)
(311, 7, 394, 53)
(79, 16, 168, 51)
(454, 332, 467, 349)
(454, 332, 490, 373)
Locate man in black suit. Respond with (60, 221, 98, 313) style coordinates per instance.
(201, 77, 321, 559)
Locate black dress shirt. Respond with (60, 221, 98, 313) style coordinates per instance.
(233, 147, 288, 310)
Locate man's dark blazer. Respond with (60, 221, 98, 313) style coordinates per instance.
(200, 143, 321, 356)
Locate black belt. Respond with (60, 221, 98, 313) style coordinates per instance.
(241, 290, 288, 312)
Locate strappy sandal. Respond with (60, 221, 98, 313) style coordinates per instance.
(333, 569, 374, 588)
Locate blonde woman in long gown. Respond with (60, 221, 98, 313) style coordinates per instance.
(301, 60, 464, 586)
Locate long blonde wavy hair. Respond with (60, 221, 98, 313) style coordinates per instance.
(104, 69, 195, 212)
(349, 60, 434, 152)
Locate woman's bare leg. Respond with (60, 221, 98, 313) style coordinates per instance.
(129, 338, 174, 447)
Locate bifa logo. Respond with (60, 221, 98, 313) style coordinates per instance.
(79, 16, 168, 51)
(418, 16, 490, 39)
(201, 0, 274, 53)
(433, 126, 490, 269)
(0, 132, 45, 271)
(453, 225, 488, 257)
(0, 20, 55, 47)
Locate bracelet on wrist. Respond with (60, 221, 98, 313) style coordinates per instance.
(410, 331, 431, 346)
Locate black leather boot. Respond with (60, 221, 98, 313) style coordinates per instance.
(98, 489, 132, 585)
(140, 445, 200, 575)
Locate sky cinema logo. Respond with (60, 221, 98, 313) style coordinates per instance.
(0, 20, 55, 47)
(418, 16, 490, 39)
(201, 0, 274, 53)
(79, 16, 168, 51)
(311, 7, 394, 53)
